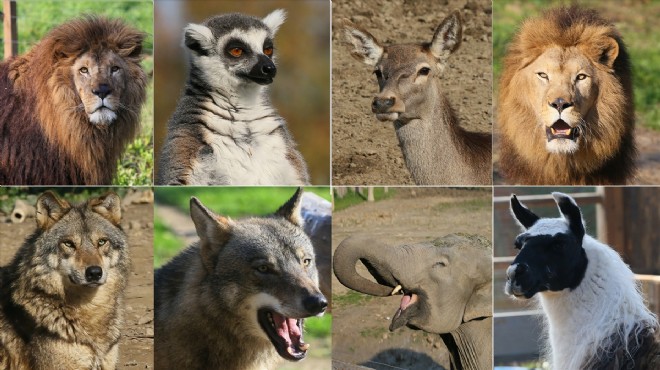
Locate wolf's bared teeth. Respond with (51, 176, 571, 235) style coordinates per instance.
(299, 343, 310, 351)
(390, 284, 402, 295)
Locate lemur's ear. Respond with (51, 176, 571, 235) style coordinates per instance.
(262, 9, 286, 35)
(552, 192, 585, 243)
(183, 23, 215, 56)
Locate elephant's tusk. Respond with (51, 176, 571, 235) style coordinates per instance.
(390, 284, 402, 295)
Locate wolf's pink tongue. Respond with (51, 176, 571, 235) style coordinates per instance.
(273, 312, 292, 345)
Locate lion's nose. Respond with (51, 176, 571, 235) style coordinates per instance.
(93, 84, 112, 99)
(549, 98, 574, 113)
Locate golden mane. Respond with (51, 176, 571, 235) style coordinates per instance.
(1, 16, 147, 184)
(498, 6, 635, 185)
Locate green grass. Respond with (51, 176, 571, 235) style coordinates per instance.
(333, 188, 396, 212)
(332, 291, 374, 309)
(153, 214, 185, 267)
(155, 187, 331, 216)
(359, 326, 388, 339)
(304, 314, 332, 339)
(493, 0, 660, 131)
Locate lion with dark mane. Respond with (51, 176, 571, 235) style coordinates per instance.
(0, 16, 147, 185)
(498, 6, 635, 185)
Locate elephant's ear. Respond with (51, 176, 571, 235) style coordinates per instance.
(463, 282, 492, 322)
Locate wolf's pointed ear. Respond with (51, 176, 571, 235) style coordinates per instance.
(552, 192, 585, 243)
(338, 18, 384, 66)
(463, 281, 492, 322)
(430, 11, 462, 63)
(183, 23, 214, 56)
(89, 193, 122, 226)
(262, 9, 286, 35)
(510, 194, 539, 230)
(36, 191, 71, 230)
(275, 188, 304, 227)
(190, 197, 233, 273)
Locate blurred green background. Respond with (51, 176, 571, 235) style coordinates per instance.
(154, 186, 331, 370)
(494, 0, 660, 131)
(0, 0, 153, 185)
(154, 1, 330, 184)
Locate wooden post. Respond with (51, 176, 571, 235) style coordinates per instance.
(3, 0, 17, 60)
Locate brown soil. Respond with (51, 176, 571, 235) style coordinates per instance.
(331, 188, 492, 369)
(0, 204, 154, 368)
(332, 0, 493, 185)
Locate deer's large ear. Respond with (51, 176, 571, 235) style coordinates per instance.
(510, 194, 539, 230)
(553, 192, 585, 243)
(429, 11, 462, 63)
(338, 18, 383, 66)
(36, 191, 71, 230)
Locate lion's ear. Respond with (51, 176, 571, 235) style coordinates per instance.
(599, 37, 619, 68)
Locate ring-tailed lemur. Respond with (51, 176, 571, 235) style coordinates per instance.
(157, 9, 310, 185)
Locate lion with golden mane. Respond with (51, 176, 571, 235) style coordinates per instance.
(0, 16, 147, 185)
(498, 6, 635, 185)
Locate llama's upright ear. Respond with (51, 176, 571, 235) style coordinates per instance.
(510, 194, 539, 230)
(552, 192, 585, 243)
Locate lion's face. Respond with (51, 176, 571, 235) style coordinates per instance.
(71, 50, 129, 126)
(526, 47, 599, 154)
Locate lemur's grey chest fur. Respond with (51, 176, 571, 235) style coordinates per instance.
(156, 9, 309, 185)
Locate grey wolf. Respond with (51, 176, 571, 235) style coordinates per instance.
(506, 193, 658, 369)
(0, 16, 147, 185)
(0, 191, 129, 369)
(498, 6, 635, 184)
(154, 188, 327, 369)
(156, 9, 309, 185)
(339, 12, 491, 185)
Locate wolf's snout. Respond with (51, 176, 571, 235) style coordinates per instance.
(303, 294, 328, 315)
(85, 265, 103, 282)
(372, 97, 395, 113)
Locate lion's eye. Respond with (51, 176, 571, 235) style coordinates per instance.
(79, 67, 89, 74)
(537, 72, 548, 79)
(418, 67, 431, 76)
(576, 73, 587, 81)
(303, 258, 312, 267)
(263, 47, 273, 56)
(111, 66, 120, 73)
(229, 47, 243, 57)
(98, 239, 107, 247)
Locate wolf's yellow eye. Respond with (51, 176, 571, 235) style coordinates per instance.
(62, 241, 74, 248)
(79, 67, 89, 74)
(263, 47, 273, 56)
(303, 258, 312, 267)
(98, 239, 107, 246)
(229, 48, 243, 57)
(256, 265, 269, 273)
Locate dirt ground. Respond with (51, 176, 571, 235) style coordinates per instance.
(0, 204, 154, 368)
(332, 0, 493, 185)
(331, 188, 492, 369)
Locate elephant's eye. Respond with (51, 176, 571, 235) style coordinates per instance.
(434, 261, 446, 268)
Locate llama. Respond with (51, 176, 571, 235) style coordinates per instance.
(339, 12, 492, 185)
(505, 192, 660, 369)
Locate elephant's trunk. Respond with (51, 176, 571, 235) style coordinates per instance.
(333, 235, 395, 297)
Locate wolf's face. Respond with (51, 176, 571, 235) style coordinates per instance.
(35, 191, 127, 289)
(190, 188, 327, 362)
(183, 9, 286, 93)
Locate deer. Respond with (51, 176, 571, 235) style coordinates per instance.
(338, 12, 492, 185)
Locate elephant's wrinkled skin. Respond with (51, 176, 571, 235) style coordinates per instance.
(333, 233, 492, 370)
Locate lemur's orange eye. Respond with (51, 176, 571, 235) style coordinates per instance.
(264, 47, 273, 56)
(229, 47, 243, 57)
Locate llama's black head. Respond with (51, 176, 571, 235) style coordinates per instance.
(505, 192, 588, 299)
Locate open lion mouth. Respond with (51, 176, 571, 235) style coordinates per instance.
(389, 284, 422, 331)
(257, 308, 309, 361)
(546, 120, 579, 142)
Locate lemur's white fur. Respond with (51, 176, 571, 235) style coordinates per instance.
(515, 193, 658, 370)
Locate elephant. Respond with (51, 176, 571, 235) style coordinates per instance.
(333, 233, 492, 370)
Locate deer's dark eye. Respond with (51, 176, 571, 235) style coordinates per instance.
(418, 67, 431, 76)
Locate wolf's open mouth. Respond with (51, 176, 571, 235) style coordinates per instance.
(257, 308, 308, 361)
(389, 286, 421, 331)
(546, 120, 579, 142)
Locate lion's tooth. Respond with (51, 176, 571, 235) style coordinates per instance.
(391, 284, 402, 295)
(300, 343, 310, 351)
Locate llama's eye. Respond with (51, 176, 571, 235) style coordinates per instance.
(576, 73, 587, 81)
(79, 67, 89, 74)
(418, 67, 431, 76)
(373, 69, 383, 79)
(537, 72, 548, 79)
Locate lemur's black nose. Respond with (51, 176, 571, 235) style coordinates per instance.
(261, 63, 276, 77)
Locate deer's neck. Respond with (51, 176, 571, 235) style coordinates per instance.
(394, 91, 469, 185)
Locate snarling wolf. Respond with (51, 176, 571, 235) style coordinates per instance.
(155, 188, 327, 369)
(0, 191, 129, 369)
